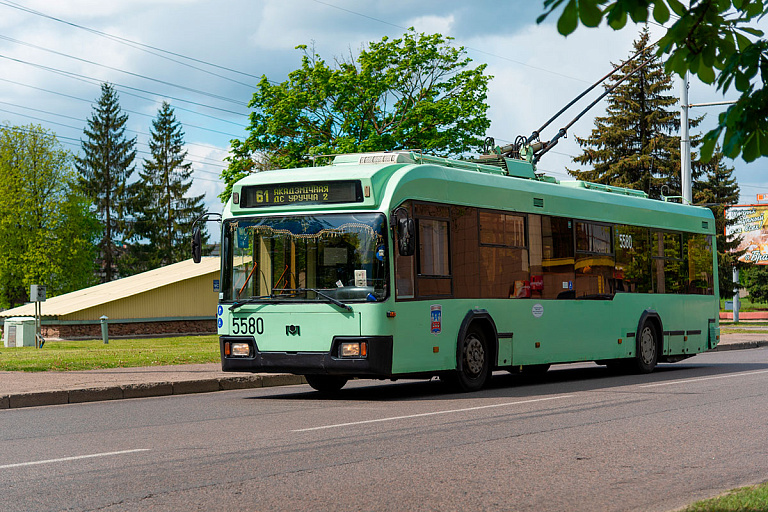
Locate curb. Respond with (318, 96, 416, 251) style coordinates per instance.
(709, 340, 768, 352)
(0, 374, 307, 410)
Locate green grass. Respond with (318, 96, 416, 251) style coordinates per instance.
(681, 482, 768, 511)
(0, 336, 220, 372)
(720, 297, 768, 312)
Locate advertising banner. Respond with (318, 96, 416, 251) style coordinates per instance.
(725, 204, 768, 264)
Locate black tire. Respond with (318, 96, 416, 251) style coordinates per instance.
(444, 327, 490, 392)
(304, 375, 348, 393)
(632, 321, 658, 374)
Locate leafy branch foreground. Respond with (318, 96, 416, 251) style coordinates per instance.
(682, 481, 768, 512)
(0, 336, 219, 372)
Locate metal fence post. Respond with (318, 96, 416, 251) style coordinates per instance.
(100, 315, 109, 344)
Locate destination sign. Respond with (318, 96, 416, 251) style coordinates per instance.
(240, 180, 363, 208)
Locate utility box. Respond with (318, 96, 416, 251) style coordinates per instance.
(3, 317, 36, 347)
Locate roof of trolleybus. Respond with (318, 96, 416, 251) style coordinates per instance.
(224, 151, 715, 236)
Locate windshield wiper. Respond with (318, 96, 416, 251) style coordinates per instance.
(228, 295, 274, 311)
(278, 288, 353, 312)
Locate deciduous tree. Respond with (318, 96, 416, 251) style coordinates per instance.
(222, 30, 492, 201)
(0, 124, 99, 308)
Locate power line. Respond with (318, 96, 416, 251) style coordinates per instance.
(0, 34, 251, 107)
(1, 122, 228, 173)
(0, 0, 271, 86)
(0, 77, 245, 138)
(0, 53, 249, 114)
(0, 100, 235, 155)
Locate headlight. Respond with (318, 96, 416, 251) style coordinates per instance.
(225, 342, 251, 357)
(340, 341, 367, 358)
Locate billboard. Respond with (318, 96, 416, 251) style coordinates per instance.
(725, 204, 768, 264)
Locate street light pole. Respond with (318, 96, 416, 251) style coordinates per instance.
(681, 73, 692, 204)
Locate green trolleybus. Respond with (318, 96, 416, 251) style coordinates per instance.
(195, 151, 720, 392)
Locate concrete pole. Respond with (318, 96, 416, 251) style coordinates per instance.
(681, 73, 692, 204)
(733, 267, 740, 323)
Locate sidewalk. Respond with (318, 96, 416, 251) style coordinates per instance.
(0, 363, 306, 409)
(0, 334, 765, 410)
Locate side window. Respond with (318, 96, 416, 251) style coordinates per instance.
(574, 222, 614, 298)
(479, 210, 529, 298)
(540, 216, 575, 299)
(686, 234, 714, 295)
(394, 201, 415, 299)
(614, 225, 651, 293)
(415, 203, 451, 297)
(451, 206, 480, 298)
(418, 219, 450, 276)
(652, 231, 685, 294)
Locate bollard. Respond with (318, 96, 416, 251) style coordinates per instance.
(100, 315, 109, 344)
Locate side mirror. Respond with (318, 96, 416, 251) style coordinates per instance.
(192, 226, 202, 263)
(397, 217, 415, 257)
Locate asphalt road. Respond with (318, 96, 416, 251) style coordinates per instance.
(1, 348, 767, 512)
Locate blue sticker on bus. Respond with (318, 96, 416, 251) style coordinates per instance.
(236, 228, 249, 249)
(217, 318, 223, 328)
(430, 305, 442, 335)
(217, 305, 223, 316)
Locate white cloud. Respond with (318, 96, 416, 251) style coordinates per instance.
(406, 14, 455, 35)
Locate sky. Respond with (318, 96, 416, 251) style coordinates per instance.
(0, 0, 764, 230)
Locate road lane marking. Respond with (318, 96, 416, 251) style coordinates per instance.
(292, 395, 573, 432)
(0, 449, 150, 470)
(638, 369, 768, 389)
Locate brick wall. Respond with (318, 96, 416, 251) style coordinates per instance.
(42, 319, 216, 339)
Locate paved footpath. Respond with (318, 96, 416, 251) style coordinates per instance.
(1, 333, 766, 409)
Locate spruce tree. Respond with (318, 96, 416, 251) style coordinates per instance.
(134, 101, 207, 270)
(76, 83, 136, 282)
(694, 148, 742, 297)
(569, 27, 701, 199)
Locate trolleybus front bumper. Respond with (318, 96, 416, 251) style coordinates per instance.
(219, 335, 393, 376)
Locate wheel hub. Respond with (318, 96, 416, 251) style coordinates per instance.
(640, 326, 655, 364)
(464, 336, 485, 375)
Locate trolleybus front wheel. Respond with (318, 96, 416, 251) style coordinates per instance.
(444, 327, 490, 392)
(304, 375, 348, 393)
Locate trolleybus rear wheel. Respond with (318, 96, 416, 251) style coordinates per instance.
(633, 321, 658, 374)
(304, 375, 348, 393)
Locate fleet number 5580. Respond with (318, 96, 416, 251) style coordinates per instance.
(232, 317, 264, 335)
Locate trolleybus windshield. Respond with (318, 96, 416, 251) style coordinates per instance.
(222, 213, 389, 304)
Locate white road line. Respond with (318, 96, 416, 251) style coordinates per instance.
(639, 369, 768, 389)
(292, 395, 573, 432)
(0, 449, 150, 470)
